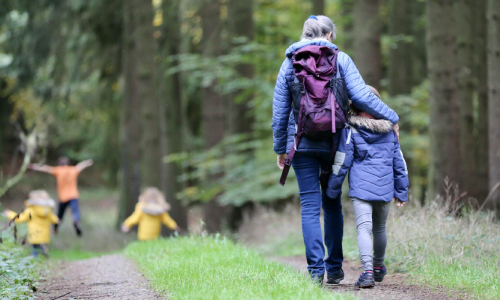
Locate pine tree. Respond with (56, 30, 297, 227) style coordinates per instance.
(487, 0, 500, 209)
(352, 0, 381, 90)
(454, 0, 477, 198)
(201, 0, 226, 233)
(426, 0, 461, 196)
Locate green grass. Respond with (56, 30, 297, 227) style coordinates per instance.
(49, 249, 109, 261)
(125, 236, 356, 300)
(385, 203, 500, 299)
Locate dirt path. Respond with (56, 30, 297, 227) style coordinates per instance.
(36, 254, 163, 300)
(276, 256, 468, 300)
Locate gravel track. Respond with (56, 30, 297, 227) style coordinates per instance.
(276, 256, 469, 300)
(35, 254, 163, 300)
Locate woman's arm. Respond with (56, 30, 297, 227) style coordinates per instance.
(338, 52, 399, 124)
(272, 58, 293, 155)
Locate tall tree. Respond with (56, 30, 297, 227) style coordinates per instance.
(201, 0, 226, 233)
(487, 0, 500, 209)
(161, 0, 188, 230)
(227, 0, 255, 136)
(137, 0, 161, 189)
(454, 0, 477, 198)
(312, 0, 325, 15)
(426, 0, 461, 196)
(474, 0, 489, 203)
(388, 0, 413, 96)
(352, 0, 381, 90)
(118, 0, 143, 224)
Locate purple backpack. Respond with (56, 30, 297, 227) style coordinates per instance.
(279, 45, 349, 187)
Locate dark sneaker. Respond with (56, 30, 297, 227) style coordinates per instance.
(310, 273, 324, 286)
(326, 268, 344, 284)
(374, 265, 387, 282)
(74, 222, 82, 237)
(53, 224, 59, 235)
(354, 271, 375, 288)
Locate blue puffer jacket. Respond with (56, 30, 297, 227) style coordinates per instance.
(326, 111, 409, 202)
(272, 39, 399, 154)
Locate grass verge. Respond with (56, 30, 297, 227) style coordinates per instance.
(386, 202, 500, 299)
(125, 236, 355, 300)
(49, 249, 108, 261)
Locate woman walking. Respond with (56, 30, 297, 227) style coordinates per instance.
(271, 15, 399, 284)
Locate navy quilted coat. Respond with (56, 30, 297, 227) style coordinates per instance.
(326, 113, 409, 202)
(272, 39, 399, 155)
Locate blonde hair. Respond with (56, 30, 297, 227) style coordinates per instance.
(139, 187, 170, 211)
(29, 190, 51, 200)
(27, 190, 55, 207)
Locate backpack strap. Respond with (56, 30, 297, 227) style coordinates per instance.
(279, 93, 306, 186)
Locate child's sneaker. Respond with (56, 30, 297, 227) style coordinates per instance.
(374, 265, 387, 282)
(74, 222, 82, 237)
(354, 271, 375, 288)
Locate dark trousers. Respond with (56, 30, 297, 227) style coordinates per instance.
(292, 151, 344, 277)
(57, 199, 80, 223)
(32, 244, 44, 257)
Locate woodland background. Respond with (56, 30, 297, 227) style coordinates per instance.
(0, 0, 499, 233)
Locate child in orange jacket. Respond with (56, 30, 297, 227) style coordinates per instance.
(121, 187, 179, 240)
(4, 190, 59, 257)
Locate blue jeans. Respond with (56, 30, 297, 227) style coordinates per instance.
(292, 151, 344, 276)
(57, 199, 80, 223)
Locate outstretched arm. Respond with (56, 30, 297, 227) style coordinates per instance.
(338, 52, 399, 124)
(76, 159, 94, 172)
(28, 163, 54, 174)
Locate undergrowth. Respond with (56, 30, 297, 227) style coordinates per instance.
(0, 225, 38, 300)
(386, 201, 500, 299)
(125, 236, 355, 300)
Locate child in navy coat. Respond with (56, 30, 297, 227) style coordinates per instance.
(327, 87, 409, 288)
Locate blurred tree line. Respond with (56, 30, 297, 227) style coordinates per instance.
(0, 0, 499, 232)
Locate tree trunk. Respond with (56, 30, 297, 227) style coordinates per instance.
(474, 0, 489, 204)
(388, 0, 413, 96)
(426, 0, 461, 197)
(161, 0, 188, 230)
(454, 0, 477, 198)
(134, 0, 161, 189)
(227, 0, 255, 136)
(117, 0, 142, 226)
(201, 0, 226, 233)
(487, 0, 500, 209)
(312, 0, 325, 15)
(339, 0, 355, 53)
(352, 0, 381, 90)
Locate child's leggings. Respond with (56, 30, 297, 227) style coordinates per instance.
(32, 244, 43, 257)
(352, 198, 391, 272)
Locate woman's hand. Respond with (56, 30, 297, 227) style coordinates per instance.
(393, 198, 405, 207)
(277, 154, 288, 170)
(393, 124, 400, 142)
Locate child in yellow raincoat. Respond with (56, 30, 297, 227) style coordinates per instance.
(121, 187, 179, 240)
(3, 190, 59, 257)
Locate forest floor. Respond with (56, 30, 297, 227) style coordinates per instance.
(275, 256, 467, 300)
(35, 254, 163, 300)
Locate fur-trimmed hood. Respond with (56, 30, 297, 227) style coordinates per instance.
(27, 198, 56, 208)
(348, 107, 393, 133)
(140, 203, 166, 216)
